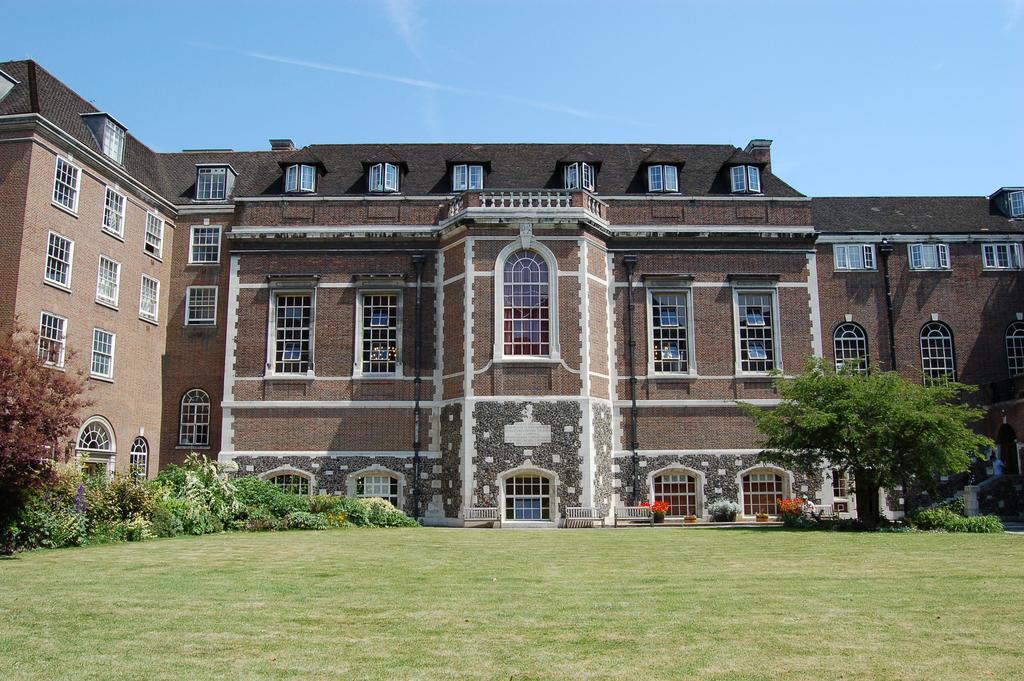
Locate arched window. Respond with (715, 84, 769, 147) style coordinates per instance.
(269, 473, 310, 495)
(356, 474, 399, 506)
(741, 470, 784, 516)
(504, 473, 552, 521)
(920, 322, 956, 382)
(502, 250, 550, 357)
(653, 472, 698, 517)
(179, 389, 211, 447)
(77, 417, 115, 478)
(1006, 322, 1024, 378)
(129, 437, 148, 478)
(833, 322, 868, 373)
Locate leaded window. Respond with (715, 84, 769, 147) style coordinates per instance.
(503, 250, 550, 357)
(96, 256, 120, 306)
(650, 291, 689, 373)
(103, 188, 125, 237)
(140, 275, 160, 322)
(1007, 322, 1024, 378)
(45, 231, 74, 288)
(130, 437, 149, 478)
(271, 474, 311, 495)
(920, 321, 956, 382)
(737, 291, 776, 373)
(833, 322, 868, 373)
(504, 474, 552, 521)
(653, 473, 697, 516)
(38, 312, 67, 368)
(145, 213, 163, 258)
(90, 328, 115, 379)
(53, 157, 80, 212)
(196, 167, 227, 200)
(356, 475, 399, 506)
(360, 292, 399, 374)
(186, 287, 217, 325)
(189, 226, 221, 263)
(179, 389, 210, 447)
(273, 293, 312, 374)
(742, 471, 783, 516)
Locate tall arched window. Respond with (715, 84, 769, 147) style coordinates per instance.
(1006, 322, 1024, 378)
(179, 389, 211, 447)
(129, 437, 149, 478)
(78, 417, 115, 477)
(741, 470, 785, 516)
(920, 322, 956, 382)
(653, 471, 698, 517)
(502, 250, 550, 357)
(833, 322, 869, 373)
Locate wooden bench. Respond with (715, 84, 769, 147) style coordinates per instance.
(565, 507, 606, 528)
(614, 505, 652, 527)
(464, 507, 500, 528)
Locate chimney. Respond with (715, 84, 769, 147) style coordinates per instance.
(270, 139, 295, 152)
(744, 138, 772, 172)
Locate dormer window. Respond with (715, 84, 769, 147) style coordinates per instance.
(564, 162, 595, 192)
(453, 164, 484, 191)
(195, 166, 230, 201)
(369, 162, 400, 193)
(81, 113, 126, 165)
(1010, 190, 1024, 218)
(647, 164, 679, 193)
(730, 165, 761, 194)
(285, 164, 317, 193)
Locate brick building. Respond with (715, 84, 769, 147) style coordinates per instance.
(2, 60, 1021, 524)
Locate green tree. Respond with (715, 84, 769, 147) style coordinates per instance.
(739, 360, 991, 527)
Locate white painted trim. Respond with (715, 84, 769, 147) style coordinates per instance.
(219, 255, 241, 460)
(645, 284, 696, 377)
(647, 464, 706, 518)
(187, 224, 223, 265)
(806, 252, 823, 357)
(731, 286, 783, 376)
(492, 238, 561, 362)
(736, 464, 794, 518)
(462, 238, 476, 508)
(184, 285, 218, 326)
(497, 464, 560, 526)
(818, 233, 1024, 244)
(346, 465, 407, 506)
(352, 288, 404, 378)
(579, 239, 594, 507)
(260, 466, 318, 494)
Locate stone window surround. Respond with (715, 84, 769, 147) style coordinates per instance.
(644, 281, 696, 377)
(647, 464, 706, 518)
(736, 464, 793, 518)
(492, 238, 562, 364)
(264, 282, 318, 378)
(731, 280, 782, 376)
(76, 415, 117, 476)
(346, 465, 405, 505)
(352, 285, 404, 378)
(260, 465, 317, 495)
(496, 465, 560, 526)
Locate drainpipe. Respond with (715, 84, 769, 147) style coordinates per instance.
(623, 255, 641, 505)
(411, 253, 428, 521)
(877, 238, 897, 371)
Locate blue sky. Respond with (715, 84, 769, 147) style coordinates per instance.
(3, 0, 1021, 196)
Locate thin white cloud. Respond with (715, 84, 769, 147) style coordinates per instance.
(190, 42, 639, 124)
(384, 0, 425, 62)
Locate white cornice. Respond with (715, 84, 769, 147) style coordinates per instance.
(817, 233, 1024, 243)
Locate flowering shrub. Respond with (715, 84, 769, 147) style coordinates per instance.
(708, 500, 741, 521)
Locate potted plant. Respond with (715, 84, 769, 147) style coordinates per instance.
(756, 512, 770, 522)
(644, 500, 669, 523)
(683, 514, 698, 524)
(708, 500, 741, 522)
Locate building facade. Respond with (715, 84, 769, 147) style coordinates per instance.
(1, 60, 1022, 524)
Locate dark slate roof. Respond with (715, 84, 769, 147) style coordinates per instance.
(813, 197, 1024, 234)
(160, 143, 806, 203)
(0, 60, 166, 194)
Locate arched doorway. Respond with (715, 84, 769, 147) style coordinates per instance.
(997, 424, 1020, 475)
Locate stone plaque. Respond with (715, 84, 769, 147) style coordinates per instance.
(504, 404, 552, 447)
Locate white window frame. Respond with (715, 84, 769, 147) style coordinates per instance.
(284, 164, 317, 193)
(347, 466, 404, 507)
(90, 328, 116, 381)
(102, 187, 126, 239)
(733, 287, 781, 375)
(95, 255, 121, 308)
(129, 437, 149, 478)
(195, 166, 228, 201)
(920, 321, 956, 383)
(268, 472, 312, 495)
(44, 230, 74, 290)
(563, 162, 595, 192)
(185, 286, 218, 326)
(833, 244, 876, 271)
(188, 225, 222, 264)
(139, 275, 160, 324)
(982, 243, 1022, 270)
(738, 466, 791, 517)
(1009, 190, 1024, 218)
(647, 164, 679, 193)
(1006, 321, 1024, 378)
(267, 290, 316, 376)
(354, 289, 403, 377)
(77, 416, 116, 476)
(52, 157, 80, 213)
(179, 388, 211, 448)
(144, 212, 164, 260)
(833, 322, 869, 374)
(101, 118, 125, 164)
(646, 287, 695, 376)
(452, 164, 485, 191)
(37, 311, 67, 369)
(908, 243, 950, 271)
(493, 242, 560, 362)
(369, 162, 400, 192)
(730, 165, 762, 194)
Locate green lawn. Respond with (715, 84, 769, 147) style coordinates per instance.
(1, 528, 1022, 680)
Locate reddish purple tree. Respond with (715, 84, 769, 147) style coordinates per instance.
(0, 326, 89, 549)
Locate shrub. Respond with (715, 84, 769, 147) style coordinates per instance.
(308, 494, 345, 514)
(10, 495, 87, 550)
(164, 496, 220, 536)
(233, 475, 308, 517)
(708, 500, 741, 522)
(149, 496, 183, 538)
(340, 497, 419, 528)
(911, 507, 1003, 533)
(285, 511, 329, 530)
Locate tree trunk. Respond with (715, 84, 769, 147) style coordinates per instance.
(854, 469, 881, 528)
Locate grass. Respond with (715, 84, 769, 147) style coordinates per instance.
(1, 528, 1022, 680)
